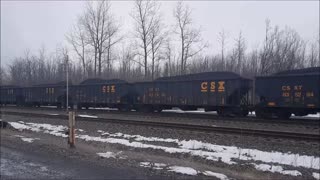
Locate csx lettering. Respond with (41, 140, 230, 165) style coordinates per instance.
(102, 85, 115, 93)
(306, 92, 314, 97)
(46, 88, 55, 94)
(295, 92, 301, 97)
(218, 81, 225, 92)
(201, 82, 208, 92)
(210, 82, 215, 92)
(282, 92, 290, 97)
(111, 85, 115, 93)
(294, 85, 302, 91)
(201, 81, 225, 92)
(282, 86, 290, 91)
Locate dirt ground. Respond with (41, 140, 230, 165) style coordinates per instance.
(1, 114, 319, 179)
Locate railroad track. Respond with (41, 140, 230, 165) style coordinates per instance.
(2, 110, 320, 142)
(1, 106, 319, 126)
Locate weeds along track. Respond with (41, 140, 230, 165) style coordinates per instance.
(1, 106, 319, 126)
(1, 109, 320, 142)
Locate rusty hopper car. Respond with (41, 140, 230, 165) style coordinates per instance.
(73, 79, 133, 110)
(255, 67, 320, 119)
(132, 72, 252, 116)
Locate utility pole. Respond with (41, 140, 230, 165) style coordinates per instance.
(66, 54, 69, 112)
(64, 54, 76, 148)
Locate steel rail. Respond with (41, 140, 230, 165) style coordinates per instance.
(1, 106, 319, 126)
(2, 110, 319, 142)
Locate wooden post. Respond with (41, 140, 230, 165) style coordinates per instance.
(68, 111, 76, 148)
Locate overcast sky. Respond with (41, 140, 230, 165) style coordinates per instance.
(1, 1, 319, 67)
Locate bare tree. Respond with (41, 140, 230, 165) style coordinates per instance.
(234, 31, 246, 75)
(163, 40, 176, 76)
(81, 0, 121, 77)
(260, 19, 274, 75)
(308, 32, 320, 67)
(131, 0, 159, 79)
(217, 29, 227, 70)
(174, 1, 207, 74)
(0, 67, 8, 85)
(242, 49, 259, 77)
(66, 17, 88, 77)
(149, 10, 167, 80)
(259, 20, 308, 75)
(104, 17, 122, 76)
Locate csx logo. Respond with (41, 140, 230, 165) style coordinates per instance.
(282, 85, 302, 91)
(102, 85, 116, 93)
(201, 81, 225, 92)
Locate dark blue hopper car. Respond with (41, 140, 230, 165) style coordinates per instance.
(73, 78, 133, 110)
(255, 67, 320, 119)
(22, 82, 67, 107)
(132, 72, 252, 116)
(0, 85, 23, 105)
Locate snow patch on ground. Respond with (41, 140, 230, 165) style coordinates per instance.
(48, 114, 59, 116)
(10, 122, 41, 132)
(202, 171, 229, 180)
(14, 135, 24, 138)
(97, 152, 116, 158)
(98, 130, 178, 143)
(21, 138, 38, 143)
(139, 161, 229, 178)
(97, 151, 125, 159)
(90, 107, 118, 111)
(96, 130, 320, 170)
(168, 166, 198, 176)
(253, 163, 302, 176)
(313, 172, 320, 180)
(8, 121, 320, 177)
(9, 121, 67, 138)
(14, 135, 40, 143)
(78, 115, 98, 118)
(293, 113, 320, 120)
(139, 162, 167, 170)
(162, 109, 218, 115)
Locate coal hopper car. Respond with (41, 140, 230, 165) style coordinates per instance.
(0, 85, 23, 105)
(73, 78, 133, 110)
(255, 67, 320, 119)
(132, 72, 252, 116)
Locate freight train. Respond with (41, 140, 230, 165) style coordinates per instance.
(1, 67, 319, 119)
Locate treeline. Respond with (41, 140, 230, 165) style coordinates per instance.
(1, 1, 319, 86)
